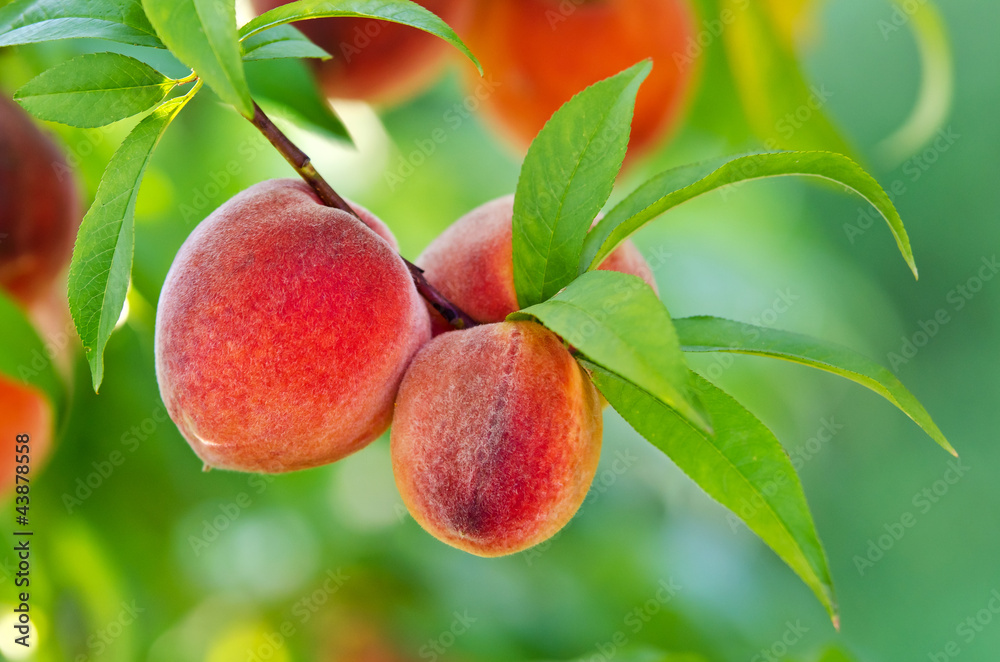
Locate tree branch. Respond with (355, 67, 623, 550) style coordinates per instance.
(248, 102, 477, 330)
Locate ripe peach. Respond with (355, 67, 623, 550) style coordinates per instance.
(463, 0, 698, 158)
(0, 95, 80, 306)
(250, 0, 472, 104)
(0, 376, 52, 498)
(418, 195, 658, 327)
(391, 320, 602, 556)
(154, 179, 430, 473)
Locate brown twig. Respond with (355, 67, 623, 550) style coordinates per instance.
(248, 102, 477, 330)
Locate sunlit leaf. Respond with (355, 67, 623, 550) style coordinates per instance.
(674, 316, 955, 455)
(143, 0, 252, 116)
(0, 0, 163, 48)
(511, 270, 710, 435)
(513, 61, 650, 307)
(15, 53, 174, 128)
(584, 361, 838, 625)
(69, 92, 194, 392)
(241, 24, 330, 61)
(581, 151, 918, 278)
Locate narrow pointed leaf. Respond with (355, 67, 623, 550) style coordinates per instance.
(69, 94, 192, 392)
(510, 270, 710, 435)
(0, 0, 163, 48)
(675, 316, 955, 456)
(0, 291, 65, 417)
(246, 58, 350, 142)
(241, 24, 331, 61)
(239, 0, 481, 73)
(581, 151, 918, 279)
(583, 361, 837, 625)
(513, 60, 651, 308)
(14, 53, 174, 128)
(143, 0, 253, 116)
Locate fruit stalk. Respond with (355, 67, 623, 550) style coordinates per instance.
(247, 102, 477, 330)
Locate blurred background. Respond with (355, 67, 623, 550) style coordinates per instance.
(0, 0, 997, 660)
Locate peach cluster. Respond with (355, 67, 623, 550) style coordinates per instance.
(156, 189, 659, 555)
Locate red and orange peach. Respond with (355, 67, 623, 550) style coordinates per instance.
(154, 179, 430, 473)
(391, 320, 602, 556)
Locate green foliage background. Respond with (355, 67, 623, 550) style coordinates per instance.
(1, 0, 998, 660)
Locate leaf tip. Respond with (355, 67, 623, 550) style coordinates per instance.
(831, 613, 841, 632)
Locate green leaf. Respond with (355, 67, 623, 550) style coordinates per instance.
(14, 53, 175, 128)
(581, 151, 918, 279)
(69, 92, 193, 392)
(584, 361, 837, 626)
(246, 58, 350, 142)
(142, 0, 253, 117)
(722, 0, 855, 156)
(512, 61, 651, 308)
(510, 270, 710, 435)
(0, 0, 163, 48)
(674, 316, 956, 456)
(239, 0, 481, 73)
(241, 24, 330, 62)
(0, 291, 65, 417)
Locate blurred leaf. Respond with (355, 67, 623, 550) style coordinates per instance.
(239, 0, 482, 73)
(143, 0, 252, 116)
(14, 52, 174, 128)
(582, 151, 918, 278)
(0, 291, 65, 415)
(69, 91, 194, 392)
(722, 0, 854, 156)
(511, 270, 711, 435)
(812, 643, 859, 662)
(0, 0, 163, 48)
(675, 316, 956, 455)
(876, 0, 953, 167)
(241, 23, 330, 62)
(584, 361, 838, 626)
(245, 58, 350, 142)
(513, 61, 651, 308)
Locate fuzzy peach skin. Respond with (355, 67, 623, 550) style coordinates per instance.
(418, 194, 658, 328)
(0, 95, 80, 306)
(155, 179, 430, 473)
(391, 320, 602, 556)
(251, 0, 472, 105)
(0, 376, 52, 498)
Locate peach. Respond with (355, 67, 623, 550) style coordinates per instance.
(391, 320, 602, 556)
(154, 179, 430, 473)
(250, 0, 472, 104)
(0, 95, 80, 306)
(463, 0, 698, 158)
(0, 376, 52, 498)
(418, 195, 658, 327)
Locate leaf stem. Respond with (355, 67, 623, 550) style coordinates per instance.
(246, 102, 477, 330)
